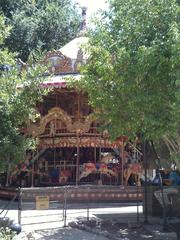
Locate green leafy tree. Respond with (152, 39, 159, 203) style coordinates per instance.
(79, 0, 179, 145)
(0, 15, 46, 184)
(0, 0, 81, 61)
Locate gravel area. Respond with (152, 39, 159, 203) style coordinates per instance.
(14, 227, 109, 240)
(69, 218, 154, 240)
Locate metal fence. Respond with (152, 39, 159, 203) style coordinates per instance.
(17, 186, 142, 230)
(18, 187, 92, 229)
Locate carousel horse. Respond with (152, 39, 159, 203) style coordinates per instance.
(59, 170, 72, 184)
(100, 153, 115, 164)
(79, 154, 119, 181)
(123, 162, 144, 186)
(10, 162, 30, 186)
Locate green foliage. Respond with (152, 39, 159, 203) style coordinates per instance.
(0, 15, 46, 171)
(0, 0, 81, 61)
(0, 15, 14, 65)
(0, 227, 15, 240)
(80, 0, 180, 141)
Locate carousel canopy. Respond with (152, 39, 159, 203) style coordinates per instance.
(41, 74, 82, 88)
(59, 36, 89, 60)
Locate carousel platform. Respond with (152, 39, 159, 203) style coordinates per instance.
(0, 187, 17, 200)
(0, 185, 142, 203)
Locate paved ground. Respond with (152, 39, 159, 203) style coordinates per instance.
(0, 201, 149, 231)
(0, 200, 178, 239)
(14, 228, 109, 240)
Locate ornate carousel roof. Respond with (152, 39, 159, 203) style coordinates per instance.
(18, 7, 89, 87)
(59, 36, 89, 60)
(39, 33, 88, 88)
(41, 36, 88, 77)
(42, 8, 89, 77)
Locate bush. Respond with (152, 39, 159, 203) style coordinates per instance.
(0, 227, 16, 240)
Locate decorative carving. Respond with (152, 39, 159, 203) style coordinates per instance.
(38, 136, 123, 148)
(77, 49, 83, 60)
(27, 107, 72, 137)
(42, 50, 73, 74)
(68, 114, 95, 134)
(74, 49, 84, 72)
(49, 121, 56, 137)
(102, 130, 109, 138)
(27, 107, 96, 137)
(27, 107, 125, 148)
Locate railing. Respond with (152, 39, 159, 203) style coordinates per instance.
(39, 131, 102, 138)
(37, 163, 120, 187)
(15, 185, 142, 230)
(0, 187, 22, 234)
(0, 194, 17, 218)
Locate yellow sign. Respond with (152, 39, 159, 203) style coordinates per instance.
(36, 196, 49, 210)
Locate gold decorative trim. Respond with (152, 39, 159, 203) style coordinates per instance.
(68, 114, 95, 133)
(38, 136, 122, 148)
(28, 107, 72, 137)
(28, 107, 96, 137)
(42, 50, 73, 74)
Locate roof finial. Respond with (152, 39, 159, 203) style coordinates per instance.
(79, 6, 87, 35)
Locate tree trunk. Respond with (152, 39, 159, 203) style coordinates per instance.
(150, 141, 168, 231)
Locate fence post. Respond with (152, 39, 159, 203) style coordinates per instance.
(87, 187, 90, 221)
(18, 187, 22, 225)
(62, 196, 65, 221)
(63, 187, 67, 227)
(136, 185, 140, 225)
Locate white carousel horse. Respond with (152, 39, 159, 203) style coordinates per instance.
(100, 153, 115, 164)
(79, 154, 119, 181)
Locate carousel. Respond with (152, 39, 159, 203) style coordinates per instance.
(12, 37, 141, 187)
(0, 11, 146, 202)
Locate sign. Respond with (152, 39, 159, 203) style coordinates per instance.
(36, 196, 49, 210)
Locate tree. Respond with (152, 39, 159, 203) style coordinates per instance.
(79, 0, 179, 144)
(0, 0, 81, 61)
(0, 15, 46, 183)
(77, 1, 179, 227)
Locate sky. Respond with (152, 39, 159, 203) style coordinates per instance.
(75, 0, 108, 19)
